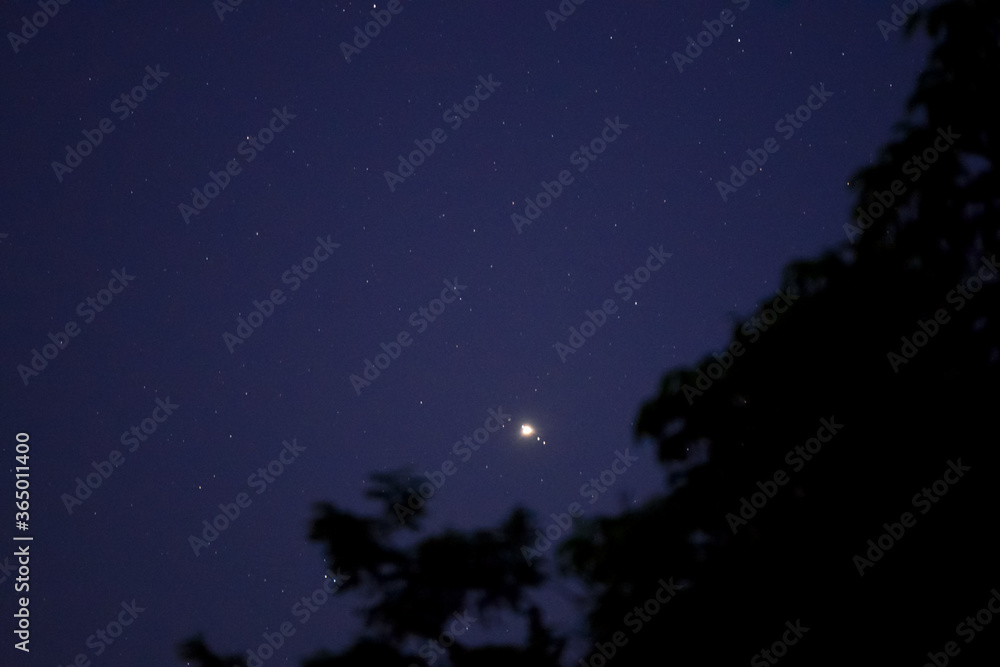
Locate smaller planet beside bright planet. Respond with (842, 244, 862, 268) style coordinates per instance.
(520, 423, 546, 445)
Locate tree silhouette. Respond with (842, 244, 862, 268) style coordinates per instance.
(570, 1, 1000, 663)
(180, 1, 1000, 664)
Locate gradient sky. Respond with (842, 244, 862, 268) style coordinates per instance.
(1, 1, 932, 665)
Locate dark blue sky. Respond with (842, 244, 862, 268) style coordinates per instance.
(1, 1, 931, 665)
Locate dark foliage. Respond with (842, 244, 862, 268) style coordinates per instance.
(180, 2, 1000, 664)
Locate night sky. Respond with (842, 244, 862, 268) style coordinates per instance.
(2, 1, 932, 665)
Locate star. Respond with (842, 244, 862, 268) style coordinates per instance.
(520, 424, 546, 444)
